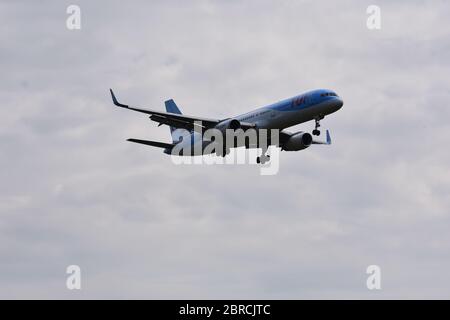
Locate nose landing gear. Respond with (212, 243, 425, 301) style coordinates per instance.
(313, 116, 324, 136)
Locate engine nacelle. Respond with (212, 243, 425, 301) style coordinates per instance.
(215, 118, 241, 132)
(283, 132, 313, 151)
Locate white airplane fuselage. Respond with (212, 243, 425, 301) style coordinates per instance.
(174, 89, 343, 155)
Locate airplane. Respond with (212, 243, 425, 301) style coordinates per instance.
(110, 88, 343, 164)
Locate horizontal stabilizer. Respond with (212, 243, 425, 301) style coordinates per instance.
(127, 138, 174, 150)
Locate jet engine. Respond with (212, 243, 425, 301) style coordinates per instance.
(283, 132, 313, 151)
(215, 119, 241, 132)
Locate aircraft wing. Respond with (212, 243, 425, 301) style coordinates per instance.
(110, 89, 221, 130)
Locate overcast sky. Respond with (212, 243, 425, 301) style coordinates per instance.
(1, 0, 450, 299)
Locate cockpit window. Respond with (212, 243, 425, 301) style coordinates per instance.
(321, 92, 338, 97)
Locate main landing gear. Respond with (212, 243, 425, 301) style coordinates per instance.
(256, 154, 270, 164)
(313, 116, 324, 136)
(256, 147, 270, 164)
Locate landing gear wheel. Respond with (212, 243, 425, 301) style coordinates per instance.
(313, 129, 320, 136)
(256, 154, 270, 164)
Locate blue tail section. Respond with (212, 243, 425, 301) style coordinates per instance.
(165, 99, 183, 143)
(165, 99, 182, 115)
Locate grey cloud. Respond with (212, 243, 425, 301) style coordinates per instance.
(0, 0, 449, 299)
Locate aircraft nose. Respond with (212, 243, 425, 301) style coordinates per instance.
(335, 97, 343, 109)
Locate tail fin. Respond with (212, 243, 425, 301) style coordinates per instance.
(165, 99, 182, 115)
(164, 99, 184, 143)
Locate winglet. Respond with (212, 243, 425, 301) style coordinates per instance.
(326, 129, 331, 145)
(311, 129, 332, 145)
(110, 88, 128, 108)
